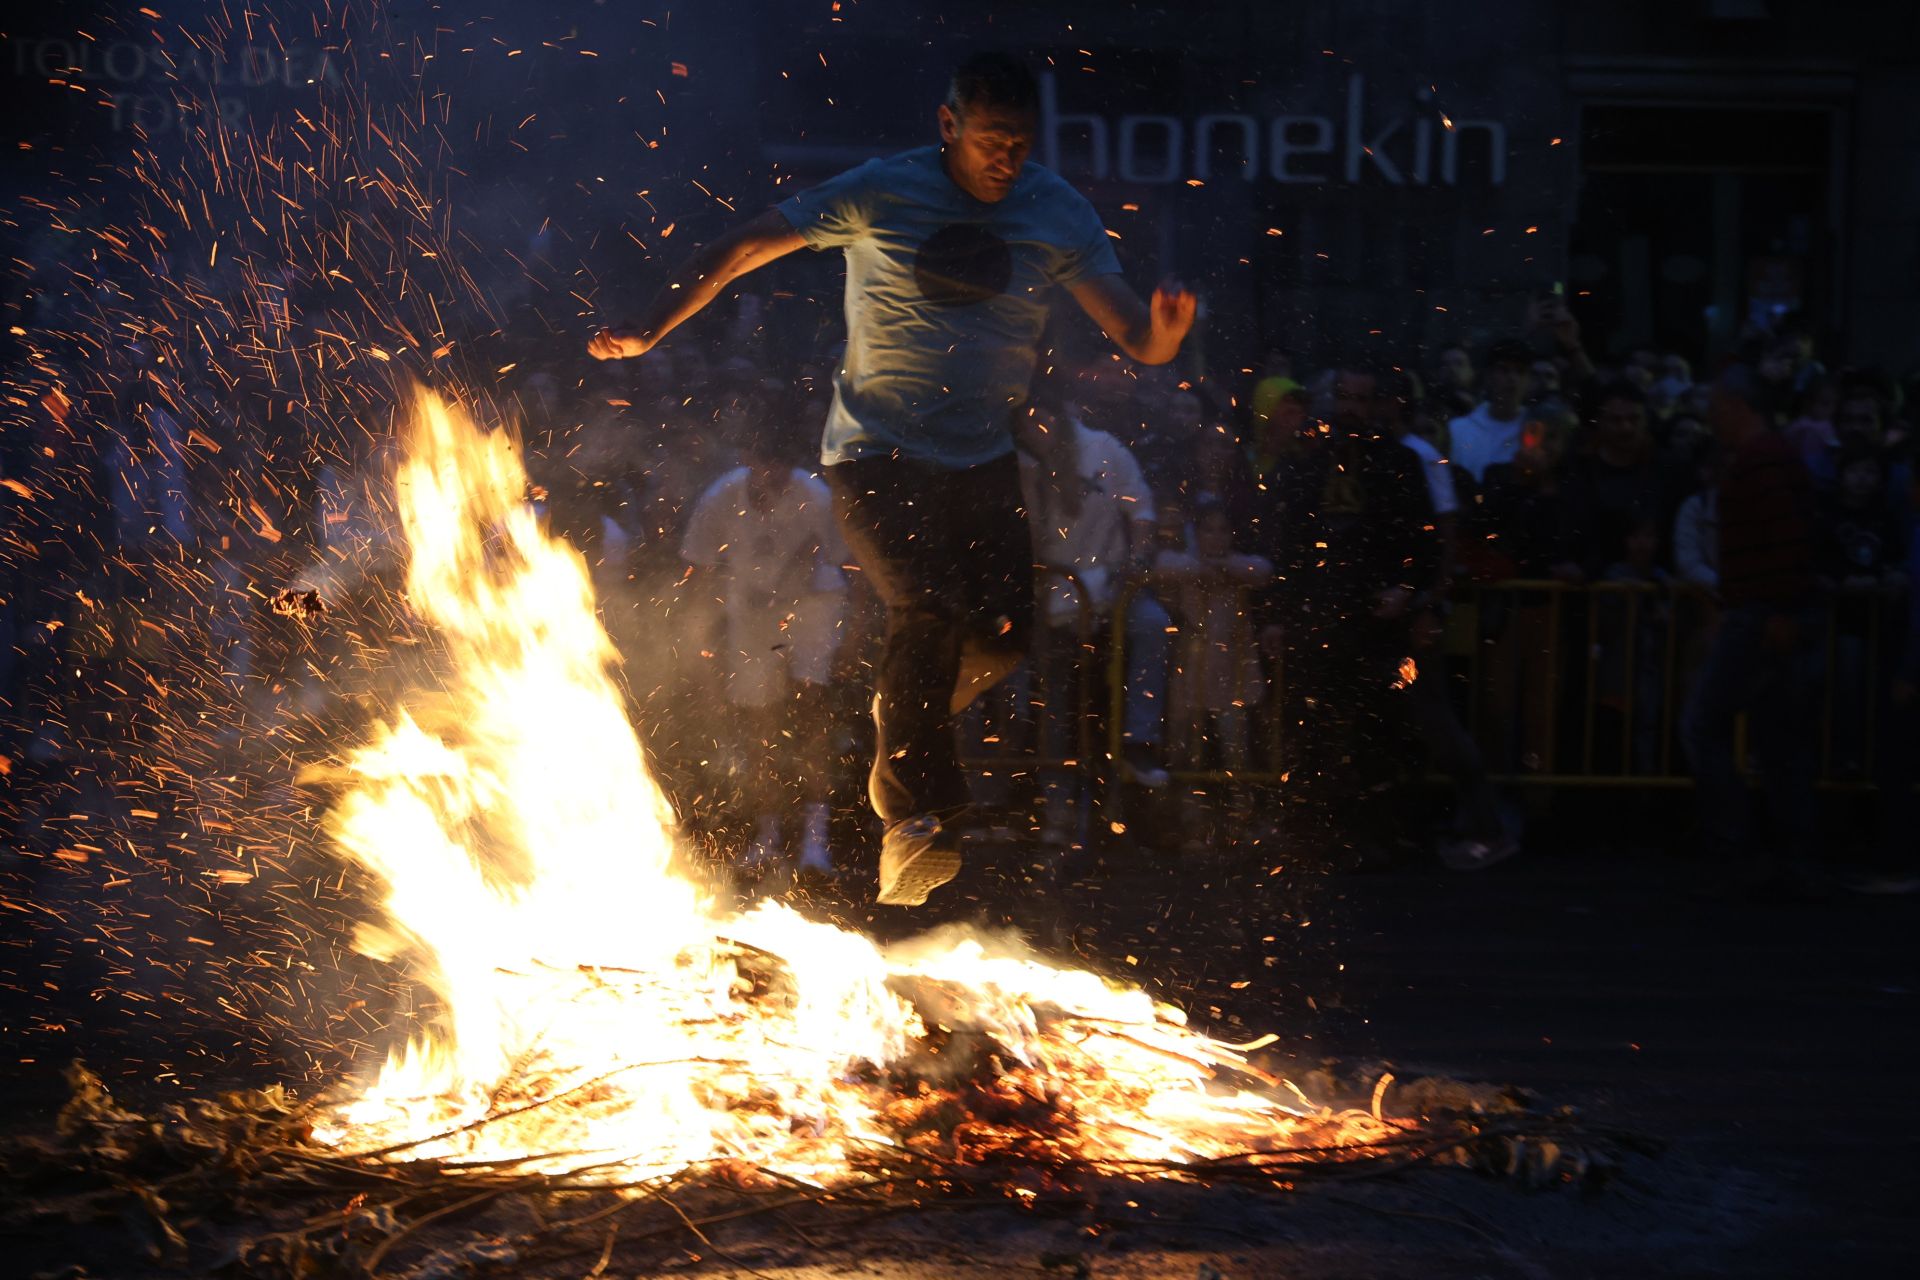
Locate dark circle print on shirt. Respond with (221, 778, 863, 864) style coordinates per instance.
(913, 223, 1013, 307)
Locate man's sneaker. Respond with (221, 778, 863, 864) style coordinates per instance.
(1438, 831, 1520, 872)
(798, 803, 833, 874)
(877, 811, 965, 906)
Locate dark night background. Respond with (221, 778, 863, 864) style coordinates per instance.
(1, 2, 1917, 1276)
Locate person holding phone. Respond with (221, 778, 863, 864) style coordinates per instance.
(1526, 284, 1596, 389)
(1446, 338, 1535, 488)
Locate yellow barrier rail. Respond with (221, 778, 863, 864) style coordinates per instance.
(956, 565, 1096, 775)
(1096, 575, 1902, 799)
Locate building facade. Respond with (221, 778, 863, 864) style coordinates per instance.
(746, 0, 1920, 374)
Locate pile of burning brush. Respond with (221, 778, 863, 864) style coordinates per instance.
(4, 1045, 1651, 1280)
(0, 391, 1658, 1278)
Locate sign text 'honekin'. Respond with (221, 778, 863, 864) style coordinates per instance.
(1040, 71, 1508, 187)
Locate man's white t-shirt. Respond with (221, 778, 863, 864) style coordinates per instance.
(1446, 402, 1527, 485)
(779, 146, 1122, 469)
(1019, 423, 1155, 626)
(1400, 432, 1458, 517)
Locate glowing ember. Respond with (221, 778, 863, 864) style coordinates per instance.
(311, 388, 1394, 1183)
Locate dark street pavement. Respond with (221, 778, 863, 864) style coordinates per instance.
(822, 806, 1920, 1276)
(4, 805, 1916, 1276)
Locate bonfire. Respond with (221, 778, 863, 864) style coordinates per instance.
(8, 389, 1636, 1278)
(311, 387, 1394, 1179)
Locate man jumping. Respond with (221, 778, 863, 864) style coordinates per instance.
(590, 52, 1196, 906)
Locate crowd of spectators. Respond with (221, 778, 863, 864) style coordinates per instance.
(602, 295, 1918, 898)
(2, 277, 1916, 900)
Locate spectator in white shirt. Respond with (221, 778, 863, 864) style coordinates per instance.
(1017, 401, 1173, 847)
(1154, 502, 1273, 713)
(681, 407, 848, 874)
(1446, 339, 1534, 487)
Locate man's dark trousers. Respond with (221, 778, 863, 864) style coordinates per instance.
(826, 452, 1033, 824)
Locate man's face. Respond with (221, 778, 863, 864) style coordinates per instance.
(1195, 511, 1234, 559)
(937, 101, 1035, 203)
(1758, 345, 1793, 383)
(1484, 360, 1524, 409)
(1440, 348, 1473, 389)
(1595, 396, 1648, 457)
(1840, 457, 1883, 505)
(1837, 396, 1883, 445)
(1529, 361, 1560, 400)
(1332, 372, 1376, 431)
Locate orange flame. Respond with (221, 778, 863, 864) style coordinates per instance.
(312, 389, 1392, 1182)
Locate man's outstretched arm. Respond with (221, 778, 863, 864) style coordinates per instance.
(588, 209, 807, 360)
(1065, 274, 1197, 367)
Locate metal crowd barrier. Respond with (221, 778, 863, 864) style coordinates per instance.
(955, 565, 1095, 777)
(1103, 575, 1270, 808)
(1084, 576, 1902, 805)
(937, 572, 1904, 827)
(1459, 579, 1894, 788)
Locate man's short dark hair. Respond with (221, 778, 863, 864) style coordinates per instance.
(948, 52, 1039, 117)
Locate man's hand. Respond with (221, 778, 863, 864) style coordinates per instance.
(1527, 295, 1581, 352)
(1067, 274, 1198, 366)
(1151, 278, 1198, 349)
(587, 326, 652, 361)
